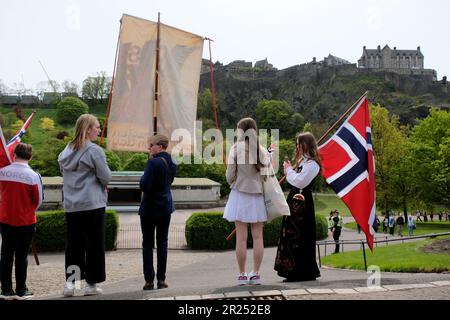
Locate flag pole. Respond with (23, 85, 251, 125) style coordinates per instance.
(153, 12, 161, 136)
(279, 91, 369, 184)
(317, 91, 369, 145)
(100, 19, 122, 146)
(226, 91, 369, 241)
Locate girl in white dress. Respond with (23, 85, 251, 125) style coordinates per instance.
(224, 118, 269, 285)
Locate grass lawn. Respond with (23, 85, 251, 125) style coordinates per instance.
(345, 221, 450, 236)
(313, 193, 352, 217)
(0, 105, 108, 150)
(321, 237, 450, 273)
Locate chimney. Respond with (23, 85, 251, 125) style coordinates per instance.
(394, 47, 397, 50)
(313, 57, 316, 63)
(363, 46, 366, 50)
(417, 46, 421, 51)
(377, 45, 381, 51)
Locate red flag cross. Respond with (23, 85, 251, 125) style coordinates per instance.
(319, 97, 376, 250)
(6, 112, 36, 161)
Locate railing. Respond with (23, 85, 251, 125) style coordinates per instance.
(117, 225, 187, 249)
(316, 232, 450, 272)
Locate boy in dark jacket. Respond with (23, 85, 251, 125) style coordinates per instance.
(139, 134, 177, 291)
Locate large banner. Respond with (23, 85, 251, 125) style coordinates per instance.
(107, 14, 204, 152)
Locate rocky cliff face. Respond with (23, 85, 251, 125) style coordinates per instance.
(199, 64, 450, 127)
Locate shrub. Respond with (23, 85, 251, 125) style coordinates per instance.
(122, 153, 148, 171)
(185, 212, 235, 250)
(30, 138, 67, 177)
(315, 214, 329, 240)
(40, 117, 55, 130)
(177, 163, 230, 198)
(34, 210, 119, 252)
(185, 212, 329, 250)
(56, 130, 70, 140)
(105, 150, 122, 171)
(56, 97, 89, 125)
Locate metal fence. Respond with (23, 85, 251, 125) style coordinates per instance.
(316, 232, 450, 271)
(117, 225, 188, 249)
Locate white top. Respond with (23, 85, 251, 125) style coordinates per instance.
(286, 158, 320, 189)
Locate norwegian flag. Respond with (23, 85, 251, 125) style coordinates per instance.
(0, 124, 12, 169)
(6, 112, 36, 161)
(319, 96, 376, 250)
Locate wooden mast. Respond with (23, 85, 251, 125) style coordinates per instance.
(153, 12, 161, 136)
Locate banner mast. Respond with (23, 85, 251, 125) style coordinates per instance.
(153, 12, 161, 136)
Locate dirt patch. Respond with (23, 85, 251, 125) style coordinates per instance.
(421, 238, 450, 254)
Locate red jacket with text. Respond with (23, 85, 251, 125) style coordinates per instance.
(0, 162, 43, 226)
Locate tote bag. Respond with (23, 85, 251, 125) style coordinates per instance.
(262, 165, 290, 222)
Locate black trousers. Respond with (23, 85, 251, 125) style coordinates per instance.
(65, 208, 106, 284)
(0, 223, 35, 292)
(140, 214, 171, 283)
(333, 227, 341, 253)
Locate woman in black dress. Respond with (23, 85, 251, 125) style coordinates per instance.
(274, 132, 321, 282)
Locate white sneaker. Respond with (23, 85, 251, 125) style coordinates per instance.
(84, 283, 103, 296)
(248, 271, 261, 285)
(63, 282, 75, 297)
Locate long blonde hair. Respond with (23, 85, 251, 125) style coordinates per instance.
(69, 114, 98, 151)
(294, 132, 322, 172)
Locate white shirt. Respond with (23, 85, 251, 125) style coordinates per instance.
(286, 158, 320, 189)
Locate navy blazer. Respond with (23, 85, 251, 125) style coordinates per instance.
(138, 152, 177, 217)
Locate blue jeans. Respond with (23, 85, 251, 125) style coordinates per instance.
(140, 215, 171, 283)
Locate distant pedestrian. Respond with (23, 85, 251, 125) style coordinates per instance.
(396, 215, 405, 237)
(407, 216, 416, 236)
(382, 214, 388, 233)
(330, 210, 343, 254)
(416, 211, 422, 222)
(388, 214, 395, 236)
(372, 216, 380, 233)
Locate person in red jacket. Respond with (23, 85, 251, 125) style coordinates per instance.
(0, 143, 43, 300)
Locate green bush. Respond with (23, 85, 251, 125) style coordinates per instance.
(56, 97, 89, 125)
(315, 214, 329, 240)
(177, 163, 230, 198)
(34, 210, 119, 252)
(122, 153, 148, 171)
(185, 212, 329, 250)
(105, 150, 122, 171)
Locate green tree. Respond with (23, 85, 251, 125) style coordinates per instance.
(410, 108, 450, 208)
(371, 104, 413, 216)
(255, 100, 304, 139)
(56, 97, 89, 125)
(82, 71, 111, 105)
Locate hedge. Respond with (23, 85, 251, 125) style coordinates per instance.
(185, 212, 328, 250)
(34, 210, 119, 252)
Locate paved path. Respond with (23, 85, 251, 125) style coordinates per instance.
(8, 208, 450, 300)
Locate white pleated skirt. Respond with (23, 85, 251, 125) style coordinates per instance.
(223, 189, 267, 223)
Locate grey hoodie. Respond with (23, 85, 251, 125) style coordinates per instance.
(58, 140, 112, 212)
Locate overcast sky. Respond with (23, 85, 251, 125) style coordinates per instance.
(1, 0, 449, 93)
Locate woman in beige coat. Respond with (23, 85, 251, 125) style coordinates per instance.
(224, 118, 269, 285)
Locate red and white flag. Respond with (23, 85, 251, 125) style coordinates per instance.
(319, 96, 376, 250)
(6, 112, 36, 161)
(0, 124, 12, 169)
